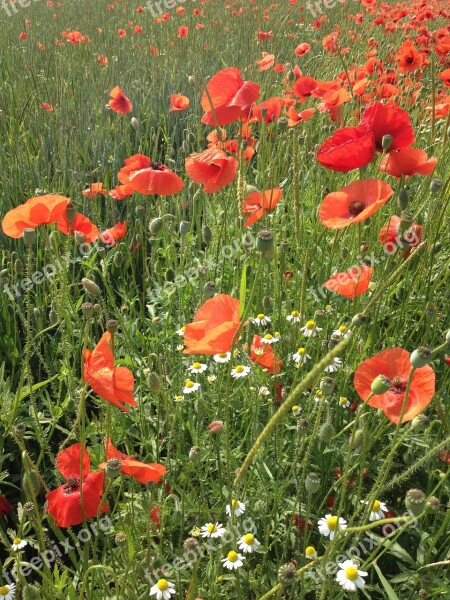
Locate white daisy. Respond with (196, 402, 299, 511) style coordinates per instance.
(258, 386, 270, 396)
(183, 380, 200, 394)
(332, 325, 351, 338)
(365, 499, 388, 522)
(149, 579, 176, 600)
(190, 526, 201, 537)
(252, 313, 271, 326)
(317, 514, 347, 540)
(231, 365, 250, 378)
(222, 550, 245, 570)
(286, 310, 301, 323)
(176, 326, 186, 336)
(335, 560, 367, 592)
(324, 357, 343, 373)
(189, 362, 207, 374)
(0, 584, 15, 600)
(213, 352, 231, 363)
(11, 537, 27, 551)
(325, 304, 333, 313)
(338, 396, 350, 408)
(238, 533, 260, 553)
(305, 546, 317, 560)
(176, 344, 184, 352)
(300, 320, 323, 337)
(174, 395, 184, 403)
(200, 522, 227, 539)
(207, 374, 217, 383)
(291, 405, 302, 416)
(292, 347, 311, 364)
(314, 390, 324, 402)
(260, 332, 280, 345)
(226, 499, 246, 517)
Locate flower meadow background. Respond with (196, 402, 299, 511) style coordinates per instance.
(0, 0, 450, 598)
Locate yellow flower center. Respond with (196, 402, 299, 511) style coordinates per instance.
(219, 353, 227, 358)
(185, 380, 195, 388)
(231, 499, 238, 507)
(243, 534, 254, 545)
(327, 516, 338, 531)
(291, 310, 299, 317)
(192, 362, 201, 369)
(297, 348, 305, 355)
(264, 334, 273, 340)
(227, 551, 238, 562)
(180, 326, 185, 332)
(13, 537, 21, 545)
(339, 325, 347, 333)
(175, 395, 184, 402)
(316, 390, 323, 398)
(306, 320, 315, 329)
(235, 365, 245, 373)
(206, 524, 217, 534)
(274, 331, 280, 337)
(157, 579, 169, 591)
(339, 397, 348, 405)
(305, 546, 316, 556)
(372, 500, 381, 512)
(345, 566, 359, 581)
(257, 313, 265, 319)
(292, 405, 299, 413)
(0, 587, 10, 595)
(325, 304, 331, 310)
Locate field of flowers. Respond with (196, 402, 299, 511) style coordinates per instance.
(0, 0, 449, 598)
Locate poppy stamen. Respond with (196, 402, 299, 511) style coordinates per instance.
(391, 376, 407, 394)
(63, 476, 80, 495)
(150, 161, 165, 171)
(348, 201, 366, 216)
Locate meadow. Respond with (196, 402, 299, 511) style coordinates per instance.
(0, 0, 449, 598)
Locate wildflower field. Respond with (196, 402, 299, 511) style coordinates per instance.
(0, 0, 450, 598)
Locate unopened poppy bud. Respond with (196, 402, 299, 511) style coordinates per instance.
(351, 429, 364, 450)
(152, 316, 161, 324)
(411, 414, 429, 432)
(431, 242, 442, 255)
(23, 228, 36, 247)
(81, 278, 101, 298)
(0, 269, 8, 282)
(405, 488, 426, 516)
(187, 131, 196, 144)
(410, 346, 431, 368)
(136, 205, 146, 220)
(93, 303, 101, 313)
(305, 473, 321, 494)
(209, 420, 223, 434)
(22, 470, 41, 499)
(277, 116, 288, 131)
(149, 218, 163, 236)
(106, 458, 122, 478)
(381, 134, 393, 152)
(202, 281, 216, 298)
(188, 75, 195, 85)
(278, 562, 296, 585)
(371, 374, 391, 394)
(352, 313, 367, 327)
(256, 229, 274, 253)
(97, 246, 105, 257)
(398, 188, 409, 211)
(179, 220, 190, 237)
(74, 231, 86, 246)
(14, 259, 24, 275)
(202, 225, 212, 244)
(287, 69, 296, 82)
(49, 309, 58, 325)
(114, 251, 125, 268)
(131, 117, 139, 130)
(81, 302, 94, 318)
(429, 178, 443, 194)
(147, 371, 162, 392)
(165, 268, 175, 282)
(106, 319, 119, 334)
(318, 422, 335, 442)
(319, 376, 334, 396)
(189, 446, 202, 462)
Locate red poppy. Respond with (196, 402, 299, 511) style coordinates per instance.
(82, 183, 107, 198)
(294, 43, 311, 57)
(439, 450, 450, 463)
(99, 438, 166, 484)
(127, 162, 184, 196)
(169, 94, 189, 111)
(200, 67, 260, 126)
(57, 212, 99, 243)
(46, 444, 108, 528)
(257, 31, 273, 41)
(250, 97, 282, 124)
(286, 106, 315, 126)
(323, 264, 372, 298)
(108, 86, 133, 114)
(101, 221, 127, 245)
(0, 495, 13, 518)
(150, 505, 161, 529)
(250, 335, 282, 374)
(438, 69, 450, 88)
(396, 41, 425, 74)
(319, 179, 393, 229)
(317, 125, 376, 172)
(97, 54, 108, 65)
(379, 215, 422, 257)
(257, 52, 275, 71)
(380, 149, 437, 178)
(83, 332, 137, 412)
(362, 101, 414, 152)
(177, 26, 189, 39)
(108, 184, 134, 200)
(185, 149, 237, 193)
(292, 76, 318, 102)
(117, 154, 151, 185)
(2, 194, 70, 238)
(42, 103, 55, 111)
(184, 294, 241, 355)
(354, 348, 435, 424)
(242, 187, 282, 227)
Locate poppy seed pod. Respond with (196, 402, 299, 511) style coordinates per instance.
(23, 228, 36, 247)
(410, 347, 431, 368)
(179, 220, 190, 237)
(188, 447, 202, 462)
(114, 251, 125, 268)
(429, 178, 443, 194)
(256, 229, 274, 253)
(81, 302, 94, 318)
(305, 473, 321, 494)
(320, 376, 334, 396)
(82, 278, 102, 298)
(202, 225, 212, 244)
(147, 372, 162, 393)
(149, 218, 163, 236)
(66, 203, 77, 223)
(203, 281, 217, 298)
(106, 319, 119, 334)
(277, 116, 288, 131)
(135, 205, 146, 220)
(405, 488, 426, 516)
(371, 374, 391, 395)
(106, 458, 122, 479)
(278, 562, 296, 585)
(318, 422, 335, 442)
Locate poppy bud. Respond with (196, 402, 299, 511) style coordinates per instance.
(287, 70, 296, 82)
(165, 268, 175, 282)
(297, 418, 308, 434)
(147, 371, 162, 392)
(23, 228, 36, 247)
(179, 220, 190, 237)
(398, 188, 409, 211)
(371, 374, 391, 394)
(14, 259, 24, 275)
(22, 469, 41, 499)
(202, 225, 212, 244)
(152, 317, 161, 324)
(277, 116, 288, 131)
(81, 302, 94, 318)
(431, 242, 442, 255)
(188, 75, 195, 85)
(351, 429, 364, 450)
(202, 281, 216, 298)
(106, 458, 122, 478)
(189, 446, 202, 462)
(320, 376, 334, 396)
(75, 231, 86, 246)
(49, 309, 58, 325)
(305, 473, 320, 494)
(381, 134, 393, 152)
(131, 117, 139, 130)
(149, 218, 163, 236)
(410, 346, 431, 368)
(351, 313, 367, 327)
(136, 205, 146, 220)
(93, 303, 101, 313)
(405, 488, 426, 516)
(411, 414, 429, 432)
(106, 319, 119, 334)
(187, 131, 196, 144)
(114, 251, 125, 268)
(318, 422, 335, 442)
(208, 420, 223, 434)
(81, 278, 101, 298)
(429, 178, 443, 194)
(256, 229, 274, 253)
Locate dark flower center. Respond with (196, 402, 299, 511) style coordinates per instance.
(348, 200, 366, 216)
(390, 376, 407, 394)
(150, 161, 165, 171)
(405, 57, 414, 65)
(63, 476, 80, 495)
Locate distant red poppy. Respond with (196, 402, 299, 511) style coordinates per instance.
(438, 69, 450, 88)
(177, 26, 189, 39)
(324, 264, 372, 298)
(82, 183, 107, 198)
(185, 149, 237, 193)
(99, 438, 167, 484)
(0, 495, 13, 518)
(242, 187, 282, 227)
(2, 194, 70, 238)
(19, 32, 27, 41)
(150, 505, 161, 529)
(396, 41, 425, 74)
(295, 43, 311, 57)
(317, 125, 376, 172)
(83, 332, 137, 412)
(109, 86, 133, 114)
(250, 97, 282, 124)
(46, 444, 108, 528)
(257, 31, 273, 41)
(380, 148, 437, 178)
(354, 348, 435, 424)
(362, 101, 415, 152)
(97, 54, 108, 65)
(108, 184, 134, 200)
(257, 52, 275, 71)
(201, 67, 260, 126)
(379, 215, 423, 257)
(101, 221, 127, 245)
(319, 179, 393, 229)
(42, 103, 55, 111)
(250, 335, 282, 374)
(169, 94, 189, 111)
(184, 294, 241, 355)
(127, 162, 184, 196)
(57, 212, 99, 243)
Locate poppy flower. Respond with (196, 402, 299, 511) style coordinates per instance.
(177, 26, 189, 39)
(317, 125, 376, 172)
(295, 43, 311, 57)
(438, 69, 450, 88)
(354, 348, 435, 424)
(108, 86, 133, 114)
(250, 335, 282, 374)
(97, 54, 108, 65)
(286, 106, 315, 127)
(2, 194, 70, 238)
(0, 495, 13, 518)
(250, 97, 282, 124)
(41, 103, 55, 111)
(257, 52, 275, 71)
(169, 94, 189, 111)
(99, 438, 167, 484)
(127, 162, 184, 196)
(379, 215, 422, 257)
(319, 179, 393, 229)
(185, 149, 237, 193)
(200, 67, 260, 126)
(117, 154, 151, 185)
(83, 332, 137, 412)
(46, 444, 108, 528)
(108, 184, 134, 200)
(101, 221, 127, 245)
(396, 41, 425, 74)
(292, 76, 318, 102)
(242, 187, 282, 227)
(150, 505, 161, 529)
(57, 212, 99, 243)
(257, 31, 273, 41)
(380, 149, 437, 178)
(323, 264, 372, 298)
(362, 101, 414, 152)
(82, 183, 107, 198)
(184, 294, 241, 355)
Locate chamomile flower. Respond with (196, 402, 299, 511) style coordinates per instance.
(231, 365, 250, 378)
(222, 550, 245, 570)
(286, 310, 301, 323)
(189, 362, 207, 374)
(200, 522, 226, 539)
(176, 326, 186, 336)
(252, 313, 271, 326)
(292, 348, 311, 364)
(260, 332, 280, 345)
(292, 405, 302, 416)
(0, 585, 15, 600)
(325, 304, 333, 313)
(11, 537, 27, 551)
(238, 533, 260, 553)
(305, 546, 317, 560)
(314, 389, 324, 402)
(336, 560, 367, 592)
(190, 526, 201, 537)
(226, 499, 246, 517)
(365, 499, 388, 521)
(317, 514, 347, 540)
(174, 395, 184, 403)
(183, 380, 200, 394)
(258, 386, 270, 396)
(207, 374, 217, 383)
(149, 579, 176, 600)
(332, 325, 350, 339)
(176, 344, 184, 352)
(213, 352, 231, 363)
(338, 396, 350, 409)
(300, 320, 323, 337)
(324, 357, 343, 373)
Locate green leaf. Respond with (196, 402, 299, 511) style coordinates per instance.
(239, 262, 247, 317)
(373, 561, 401, 600)
(17, 375, 59, 402)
